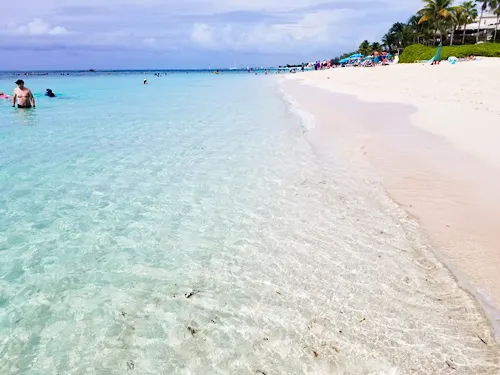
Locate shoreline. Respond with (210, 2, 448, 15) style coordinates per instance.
(285, 59, 500, 167)
(278, 61, 500, 340)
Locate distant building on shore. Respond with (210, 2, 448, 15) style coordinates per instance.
(458, 12, 499, 42)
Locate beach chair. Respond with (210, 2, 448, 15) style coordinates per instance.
(415, 43, 442, 64)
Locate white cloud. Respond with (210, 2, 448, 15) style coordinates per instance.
(5, 18, 69, 36)
(190, 9, 366, 53)
(49, 26, 69, 35)
(191, 24, 215, 46)
(0, 0, 423, 57)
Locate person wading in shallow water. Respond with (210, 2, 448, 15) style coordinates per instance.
(12, 80, 35, 108)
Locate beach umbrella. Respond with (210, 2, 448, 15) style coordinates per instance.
(349, 53, 364, 59)
(339, 58, 349, 63)
(434, 43, 443, 61)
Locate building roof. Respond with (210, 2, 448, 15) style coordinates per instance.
(476, 12, 498, 20)
(463, 23, 497, 30)
(459, 13, 499, 31)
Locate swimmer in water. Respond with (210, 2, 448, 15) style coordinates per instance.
(12, 80, 35, 108)
(143, 79, 148, 84)
(0, 91, 10, 99)
(45, 89, 56, 97)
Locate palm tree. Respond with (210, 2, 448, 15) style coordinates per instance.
(396, 24, 416, 46)
(449, 6, 463, 45)
(458, 6, 470, 43)
(422, 24, 436, 44)
(476, 0, 496, 42)
(418, 0, 455, 45)
(493, 8, 500, 42)
(358, 40, 372, 55)
(382, 33, 396, 50)
(408, 15, 424, 43)
(495, 6, 500, 41)
(380, 22, 412, 50)
(461, 1, 478, 43)
(389, 22, 406, 35)
(371, 42, 382, 52)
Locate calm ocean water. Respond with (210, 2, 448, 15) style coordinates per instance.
(0, 72, 499, 374)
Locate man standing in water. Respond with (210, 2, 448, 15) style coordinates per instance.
(12, 80, 35, 108)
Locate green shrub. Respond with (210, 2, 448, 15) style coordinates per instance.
(399, 43, 500, 63)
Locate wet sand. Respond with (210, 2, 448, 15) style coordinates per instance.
(280, 61, 500, 338)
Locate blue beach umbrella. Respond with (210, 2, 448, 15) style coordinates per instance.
(339, 58, 349, 64)
(349, 53, 364, 59)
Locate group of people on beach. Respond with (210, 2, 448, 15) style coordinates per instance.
(0, 79, 56, 109)
(311, 50, 398, 70)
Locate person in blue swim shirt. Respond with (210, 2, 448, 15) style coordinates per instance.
(45, 89, 56, 97)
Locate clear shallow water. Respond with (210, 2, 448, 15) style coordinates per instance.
(1, 73, 499, 375)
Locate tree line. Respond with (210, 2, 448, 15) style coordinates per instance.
(332, 0, 500, 63)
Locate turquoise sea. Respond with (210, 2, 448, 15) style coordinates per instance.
(1, 71, 499, 375)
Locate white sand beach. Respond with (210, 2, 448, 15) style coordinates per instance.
(280, 58, 500, 338)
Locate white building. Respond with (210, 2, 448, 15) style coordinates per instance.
(460, 12, 499, 41)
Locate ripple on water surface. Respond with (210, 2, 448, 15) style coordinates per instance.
(0, 73, 499, 374)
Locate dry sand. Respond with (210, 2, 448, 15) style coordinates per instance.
(281, 58, 500, 337)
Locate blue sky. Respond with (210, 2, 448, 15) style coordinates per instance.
(0, 0, 421, 70)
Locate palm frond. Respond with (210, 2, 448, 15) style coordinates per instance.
(418, 15, 431, 24)
(438, 9, 451, 17)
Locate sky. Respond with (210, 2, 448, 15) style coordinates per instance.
(0, 0, 421, 70)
